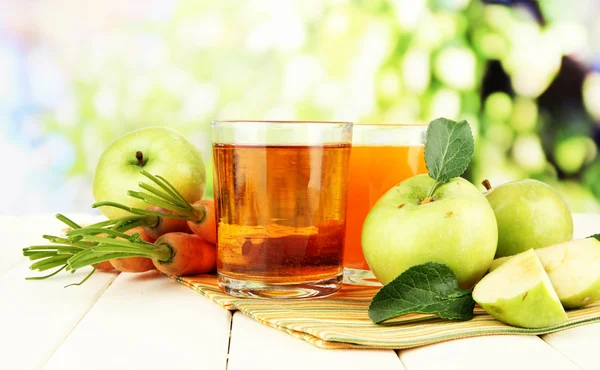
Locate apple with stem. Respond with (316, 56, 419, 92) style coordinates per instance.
(93, 127, 206, 220)
(473, 249, 568, 328)
(483, 179, 573, 258)
(361, 118, 498, 289)
(362, 174, 498, 289)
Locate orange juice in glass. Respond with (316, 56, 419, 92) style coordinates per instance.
(344, 124, 428, 285)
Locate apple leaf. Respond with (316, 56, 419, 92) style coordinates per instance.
(425, 118, 474, 184)
(589, 234, 600, 241)
(368, 262, 475, 324)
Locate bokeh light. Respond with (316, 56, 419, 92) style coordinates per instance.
(0, 0, 599, 215)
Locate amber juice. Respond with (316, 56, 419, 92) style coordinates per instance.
(213, 143, 351, 290)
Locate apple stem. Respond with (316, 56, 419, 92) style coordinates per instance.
(136, 151, 145, 166)
(482, 179, 492, 191)
(423, 180, 440, 202)
(420, 197, 433, 205)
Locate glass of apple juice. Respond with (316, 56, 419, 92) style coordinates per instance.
(212, 120, 353, 298)
(344, 124, 428, 285)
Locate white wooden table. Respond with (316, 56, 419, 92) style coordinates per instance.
(1, 213, 599, 370)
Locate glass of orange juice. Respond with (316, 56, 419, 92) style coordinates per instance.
(344, 124, 428, 285)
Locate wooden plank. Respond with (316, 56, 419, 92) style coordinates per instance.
(1, 212, 596, 370)
(0, 263, 118, 370)
(398, 335, 580, 370)
(0, 214, 119, 370)
(542, 322, 600, 369)
(0, 216, 24, 274)
(42, 271, 232, 370)
(228, 312, 405, 370)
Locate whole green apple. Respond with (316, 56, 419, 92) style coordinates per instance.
(362, 174, 498, 289)
(489, 237, 600, 309)
(485, 179, 573, 258)
(93, 127, 206, 220)
(473, 249, 568, 328)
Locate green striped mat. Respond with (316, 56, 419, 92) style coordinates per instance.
(172, 274, 600, 349)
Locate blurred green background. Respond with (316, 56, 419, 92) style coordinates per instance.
(1, 0, 599, 214)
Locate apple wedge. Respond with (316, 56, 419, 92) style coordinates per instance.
(473, 249, 568, 328)
(488, 237, 600, 309)
(488, 256, 510, 272)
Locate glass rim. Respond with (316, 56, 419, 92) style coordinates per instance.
(351, 123, 426, 146)
(211, 120, 353, 126)
(353, 123, 428, 128)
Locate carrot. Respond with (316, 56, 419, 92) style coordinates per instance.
(87, 171, 208, 239)
(152, 233, 216, 275)
(100, 170, 216, 242)
(109, 257, 154, 273)
(94, 261, 115, 271)
(23, 214, 113, 285)
(66, 203, 193, 245)
(187, 200, 216, 244)
(143, 206, 192, 240)
(67, 231, 216, 277)
(109, 227, 156, 273)
(23, 171, 219, 285)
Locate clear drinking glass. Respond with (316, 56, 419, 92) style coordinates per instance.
(344, 124, 428, 285)
(212, 120, 353, 298)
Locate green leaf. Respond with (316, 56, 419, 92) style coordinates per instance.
(425, 118, 475, 184)
(589, 234, 600, 241)
(368, 262, 475, 324)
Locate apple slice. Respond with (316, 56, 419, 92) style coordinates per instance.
(488, 238, 600, 309)
(488, 256, 510, 272)
(473, 249, 568, 328)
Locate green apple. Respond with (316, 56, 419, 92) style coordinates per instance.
(485, 179, 573, 258)
(473, 249, 568, 328)
(361, 174, 498, 289)
(489, 237, 600, 309)
(93, 127, 206, 220)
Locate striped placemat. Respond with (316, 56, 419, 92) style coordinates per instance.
(171, 274, 600, 349)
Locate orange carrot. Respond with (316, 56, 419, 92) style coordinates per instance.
(187, 200, 217, 244)
(94, 261, 115, 271)
(89, 171, 214, 243)
(152, 233, 216, 275)
(109, 257, 154, 273)
(109, 228, 156, 273)
(143, 206, 192, 240)
(68, 232, 216, 277)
